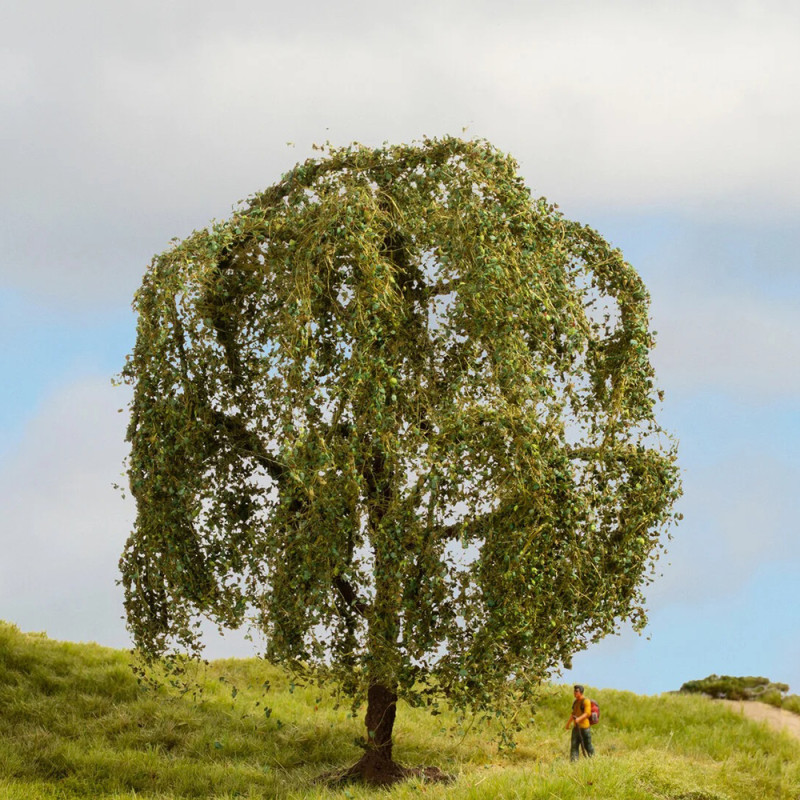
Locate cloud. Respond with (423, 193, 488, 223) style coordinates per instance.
(649, 447, 800, 605)
(0, 375, 269, 657)
(651, 291, 800, 397)
(591, 216, 800, 399)
(2, 1, 798, 306)
(0, 378, 133, 647)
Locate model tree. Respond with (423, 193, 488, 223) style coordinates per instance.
(120, 137, 680, 783)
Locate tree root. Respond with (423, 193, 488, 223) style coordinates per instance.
(319, 751, 454, 787)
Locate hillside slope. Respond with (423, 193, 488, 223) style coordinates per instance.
(720, 699, 800, 742)
(0, 622, 796, 799)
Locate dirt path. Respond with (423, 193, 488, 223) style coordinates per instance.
(719, 699, 800, 742)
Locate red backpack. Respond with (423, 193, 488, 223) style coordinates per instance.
(574, 696, 600, 725)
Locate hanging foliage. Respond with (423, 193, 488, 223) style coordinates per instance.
(120, 136, 680, 782)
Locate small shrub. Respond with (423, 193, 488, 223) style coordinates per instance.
(679, 675, 788, 702)
(783, 694, 800, 714)
(760, 690, 783, 708)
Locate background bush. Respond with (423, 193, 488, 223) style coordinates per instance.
(680, 674, 800, 716)
(783, 694, 800, 714)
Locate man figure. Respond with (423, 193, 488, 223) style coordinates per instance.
(565, 684, 595, 761)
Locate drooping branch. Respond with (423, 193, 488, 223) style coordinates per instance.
(208, 410, 286, 483)
(333, 576, 370, 618)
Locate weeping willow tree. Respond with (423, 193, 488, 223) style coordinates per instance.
(121, 136, 680, 783)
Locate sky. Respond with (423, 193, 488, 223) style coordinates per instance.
(1, 0, 798, 697)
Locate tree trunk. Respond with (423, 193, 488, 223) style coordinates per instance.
(364, 682, 398, 762)
(336, 682, 405, 785)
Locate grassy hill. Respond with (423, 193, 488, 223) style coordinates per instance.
(0, 622, 796, 799)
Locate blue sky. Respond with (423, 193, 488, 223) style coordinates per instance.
(1, 0, 798, 698)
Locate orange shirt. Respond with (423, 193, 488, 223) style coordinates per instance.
(573, 697, 591, 729)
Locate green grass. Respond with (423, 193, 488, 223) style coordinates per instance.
(0, 622, 797, 799)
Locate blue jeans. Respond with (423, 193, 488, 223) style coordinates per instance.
(570, 725, 594, 760)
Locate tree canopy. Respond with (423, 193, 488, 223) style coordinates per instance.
(120, 136, 680, 779)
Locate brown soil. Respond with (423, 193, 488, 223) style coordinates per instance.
(321, 759, 454, 787)
(718, 699, 800, 741)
